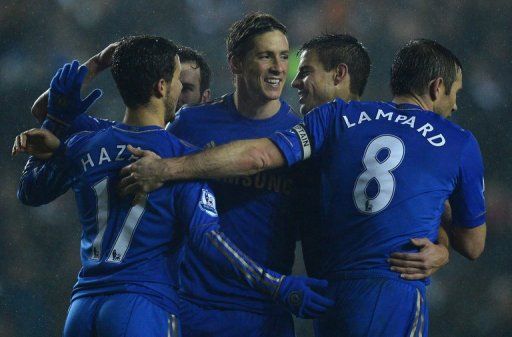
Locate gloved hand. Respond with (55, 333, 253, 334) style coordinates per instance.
(47, 60, 102, 126)
(276, 275, 334, 318)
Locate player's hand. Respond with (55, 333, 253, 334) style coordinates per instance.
(119, 145, 165, 195)
(86, 42, 119, 78)
(389, 238, 449, 280)
(47, 60, 102, 125)
(94, 42, 119, 71)
(12, 128, 61, 159)
(31, 43, 117, 123)
(276, 276, 335, 318)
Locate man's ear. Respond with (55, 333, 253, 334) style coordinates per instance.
(228, 55, 243, 75)
(429, 77, 444, 101)
(154, 78, 166, 98)
(201, 89, 212, 103)
(333, 63, 349, 86)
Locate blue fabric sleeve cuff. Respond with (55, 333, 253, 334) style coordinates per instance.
(268, 133, 299, 167)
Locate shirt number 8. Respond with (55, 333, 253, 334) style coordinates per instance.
(353, 135, 405, 214)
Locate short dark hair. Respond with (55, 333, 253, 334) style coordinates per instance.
(226, 12, 287, 60)
(178, 46, 211, 93)
(390, 39, 462, 96)
(111, 35, 179, 108)
(299, 33, 371, 97)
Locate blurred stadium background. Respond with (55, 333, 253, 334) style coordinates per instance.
(1, 1, 510, 336)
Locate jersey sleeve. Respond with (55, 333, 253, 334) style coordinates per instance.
(17, 131, 91, 206)
(449, 132, 486, 228)
(268, 99, 342, 166)
(174, 181, 285, 299)
(40, 115, 114, 142)
(17, 154, 74, 206)
(69, 114, 116, 134)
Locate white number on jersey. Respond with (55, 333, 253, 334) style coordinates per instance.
(353, 135, 405, 214)
(91, 177, 147, 263)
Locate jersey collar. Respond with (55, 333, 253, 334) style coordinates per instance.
(225, 93, 291, 124)
(385, 101, 424, 111)
(115, 123, 164, 132)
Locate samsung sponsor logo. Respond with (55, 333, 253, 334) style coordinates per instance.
(216, 171, 294, 195)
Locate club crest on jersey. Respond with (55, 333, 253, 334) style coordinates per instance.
(205, 140, 216, 148)
(199, 189, 218, 217)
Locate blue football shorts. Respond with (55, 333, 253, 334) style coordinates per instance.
(315, 277, 428, 337)
(179, 297, 295, 337)
(63, 293, 181, 337)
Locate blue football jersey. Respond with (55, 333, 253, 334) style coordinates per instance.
(270, 100, 486, 281)
(20, 119, 307, 318)
(23, 124, 222, 313)
(168, 94, 301, 314)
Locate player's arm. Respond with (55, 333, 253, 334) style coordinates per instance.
(13, 128, 74, 206)
(32, 42, 118, 123)
(118, 139, 285, 194)
(15, 61, 100, 206)
(119, 103, 338, 195)
(175, 182, 334, 318)
(447, 133, 487, 260)
(447, 224, 486, 260)
(389, 201, 452, 280)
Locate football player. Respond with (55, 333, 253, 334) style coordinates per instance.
(13, 36, 334, 337)
(119, 38, 486, 337)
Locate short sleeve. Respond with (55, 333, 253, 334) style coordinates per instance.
(268, 99, 342, 166)
(449, 132, 486, 228)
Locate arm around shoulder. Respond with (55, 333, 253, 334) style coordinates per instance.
(163, 137, 285, 180)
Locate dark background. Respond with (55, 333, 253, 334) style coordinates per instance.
(1, 1, 510, 336)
